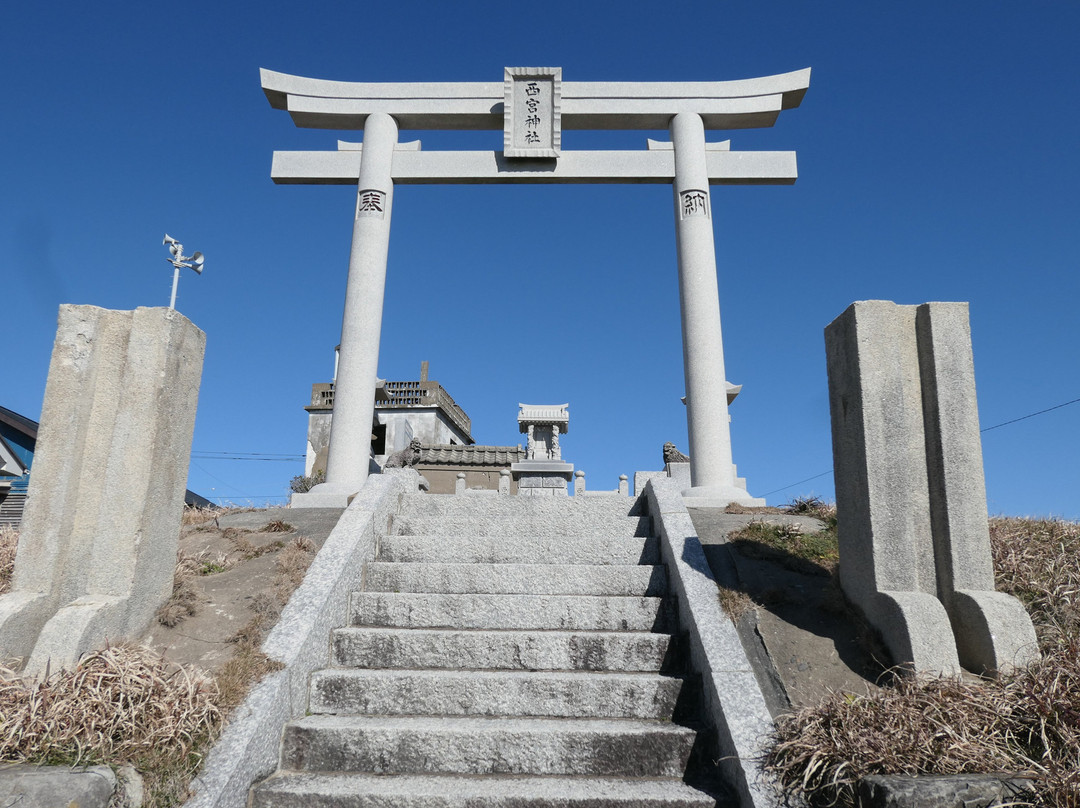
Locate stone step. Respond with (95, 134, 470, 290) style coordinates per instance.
(350, 592, 673, 632)
(252, 773, 717, 808)
(376, 534, 660, 565)
(308, 668, 685, 718)
(393, 494, 651, 538)
(331, 627, 672, 672)
(279, 715, 699, 777)
(363, 561, 669, 596)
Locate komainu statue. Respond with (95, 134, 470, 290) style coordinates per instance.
(662, 442, 690, 464)
(384, 437, 422, 468)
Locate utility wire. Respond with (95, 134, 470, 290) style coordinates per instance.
(212, 495, 290, 500)
(979, 396, 1080, 433)
(192, 451, 304, 462)
(193, 451, 303, 458)
(762, 394, 1079, 498)
(761, 470, 834, 498)
(192, 457, 302, 462)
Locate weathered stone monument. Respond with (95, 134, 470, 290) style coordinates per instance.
(263, 65, 809, 508)
(512, 403, 573, 496)
(825, 300, 1038, 675)
(0, 305, 204, 674)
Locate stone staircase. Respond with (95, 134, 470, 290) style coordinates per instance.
(252, 494, 720, 808)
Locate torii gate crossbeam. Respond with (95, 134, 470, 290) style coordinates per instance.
(270, 148, 798, 185)
(265, 66, 810, 508)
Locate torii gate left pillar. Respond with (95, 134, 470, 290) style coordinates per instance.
(263, 66, 810, 507)
(322, 112, 397, 496)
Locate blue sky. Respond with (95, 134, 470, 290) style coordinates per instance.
(2, 2, 1077, 518)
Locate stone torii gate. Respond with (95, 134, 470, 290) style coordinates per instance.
(262, 66, 810, 508)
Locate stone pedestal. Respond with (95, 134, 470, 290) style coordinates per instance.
(512, 460, 574, 497)
(0, 306, 205, 674)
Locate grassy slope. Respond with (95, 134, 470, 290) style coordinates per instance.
(762, 515, 1080, 808)
(0, 510, 317, 807)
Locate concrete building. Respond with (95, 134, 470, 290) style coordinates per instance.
(303, 359, 526, 493)
(305, 360, 475, 474)
(0, 406, 35, 526)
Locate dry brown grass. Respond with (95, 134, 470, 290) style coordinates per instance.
(182, 504, 269, 527)
(155, 553, 202, 627)
(0, 512, 322, 805)
(0, 644, 221, 806)
(723, 503, 784, 515)
(717, 585, 755, 621)
(990, 517, 1080, 646)
(766, 516, 1080, 808)
(180, 505, 219, 526)
(216, 535, 317, 710)
(273, 536, 317, 603)
(215, 641, 283, 712)
(0, 525, 18, 595)
(224, 527, 284, 560)
(785, 496, 838, 522)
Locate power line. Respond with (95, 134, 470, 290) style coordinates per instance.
(761, 470, 833, 498)
(193, 451, 304, 458)
(212, 495, 290, 500)
(761, 394, 1079, 499)
(980, 396, 1080, 433)
(192, 451, 304, 462)
(192, 457, 302, 462)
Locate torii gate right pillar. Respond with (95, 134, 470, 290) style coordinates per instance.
(671, 112, 763, 505)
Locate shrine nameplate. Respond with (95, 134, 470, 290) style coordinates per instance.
(504, 67, 561, 158)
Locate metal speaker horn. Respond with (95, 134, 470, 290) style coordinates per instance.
(163, 233, 179, 247)
(190, 252, 205, 274)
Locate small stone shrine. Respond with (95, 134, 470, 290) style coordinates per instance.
(512, 404, 573, 496)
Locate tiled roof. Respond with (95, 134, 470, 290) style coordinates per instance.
(418, 445, 525, 466)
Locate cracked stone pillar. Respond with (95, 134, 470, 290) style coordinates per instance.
(0, 305, 204, 675)
(916, 302, 1039, 674)
(825, 300, 1037, 675)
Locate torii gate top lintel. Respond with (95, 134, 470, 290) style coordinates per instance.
(259, 66, 810, 131)
(262, 66, 810, 186)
